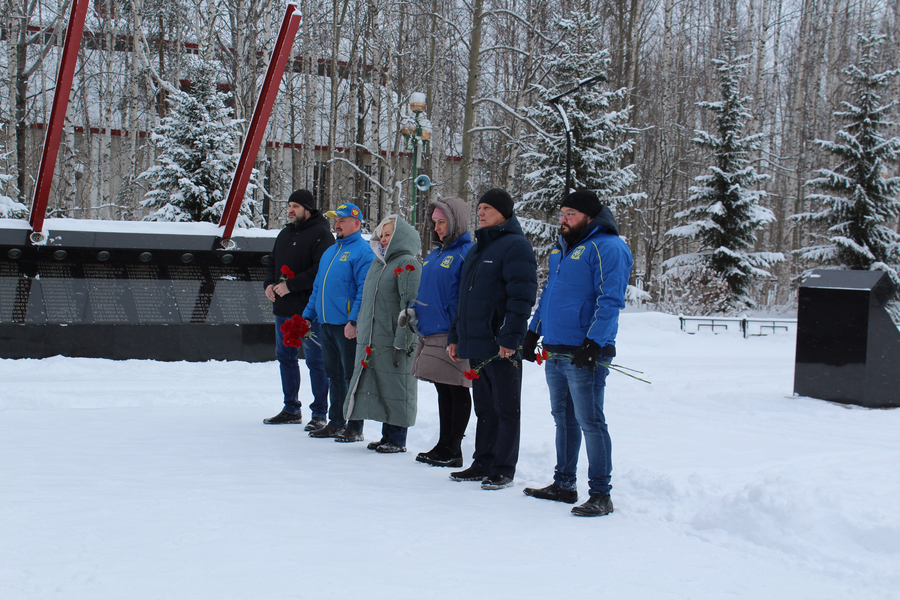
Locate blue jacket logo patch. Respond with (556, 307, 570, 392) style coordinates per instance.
(339, 252, 351, 261)
(440, 256, 454, 268)
(571, 246, 586, 260)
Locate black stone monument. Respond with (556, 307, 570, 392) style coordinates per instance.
(0, 220, 283, 362)
(794, 269, 900, 408)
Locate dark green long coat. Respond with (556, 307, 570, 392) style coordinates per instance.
(345, 217, 422, 427)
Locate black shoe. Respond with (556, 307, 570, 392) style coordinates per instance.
(367, 438, 387, 450)
(376, 442, 407, 454)
(416, 448, 463, 468)
(335, 429, 364, 443)
(481, 474, 514, 490)
(523, 483, 578, 504)
(449, 466, 489, 482)
(309, 424, 344, 438)
(571, 493, 614, 517)
(263, 410, 303, 424)
(304, 417, 327, 432)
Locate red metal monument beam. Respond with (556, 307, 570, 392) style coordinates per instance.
(218, 3, 303, 244)
(28, 0, 91, 240)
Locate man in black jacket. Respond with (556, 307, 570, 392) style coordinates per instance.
(262, 190, 335, 428)
(447, 188, 538, 490)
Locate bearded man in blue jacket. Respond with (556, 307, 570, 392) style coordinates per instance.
(447, 189, 538, 490)
(521, 190, 633, 517)
(303, 203, 375, 442)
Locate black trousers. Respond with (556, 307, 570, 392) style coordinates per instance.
(470, 357, 522, 478)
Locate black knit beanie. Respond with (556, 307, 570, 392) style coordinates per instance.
(288, 189, 316, 212)
(561, 190, 602, 218)
(478, 188, 514, 219)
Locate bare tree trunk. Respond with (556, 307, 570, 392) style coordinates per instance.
(751, 0, 770, 136)
(13, 5, 29, 204)
(624, 0, 643, 96)
(301, 0, 316, 196)
(790, 0, 814, 253)
(457, 0, 484, 202)
(326, 0, 351, 211)
(504, 0, 543, 192)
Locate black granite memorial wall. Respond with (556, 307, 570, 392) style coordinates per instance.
(0, 223, 283, 362)
(794, 269, 900, 408)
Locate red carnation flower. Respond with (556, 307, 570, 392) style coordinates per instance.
(280, 265, 295, 279)
(365, 346, 372, 356)
(361, 359, 369, 368)
(541, 349, 548, 360)
(393, 267, 404, 276)
(463, 369, 479, 380)
(535, 354, 543, 366)
(291, 315, 311, 337)
(404, 264, 415, 272)
(279, 315, 309, 348)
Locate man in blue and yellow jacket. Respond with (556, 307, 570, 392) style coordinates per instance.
(522, 190, 633, 517)
(303, 203, 375, 441)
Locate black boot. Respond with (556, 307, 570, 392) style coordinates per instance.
(263, 410, 303, 424)
(416, 446, 463, 468)
(367, 438, 387, 450)
(571, 493, 613, 517)
(304, 416, 326, 432)
(309, 424, 344, 438)
(523, 483, 578, 504)
(449, 466, 489, 481)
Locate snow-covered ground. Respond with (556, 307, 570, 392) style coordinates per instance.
(2, 312, 898, 599)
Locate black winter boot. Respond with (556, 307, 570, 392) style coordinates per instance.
(263, 410, 303, 424)
(523, 483, 578, 504)
(571, 493, 613, 517)
(449, 466, 489, 481)
(416, 446, 463, 468)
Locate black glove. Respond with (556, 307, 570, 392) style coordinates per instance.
(571, 338, 603, 371)
(601, 345, 616, 362)
(521, 330, 539, 362)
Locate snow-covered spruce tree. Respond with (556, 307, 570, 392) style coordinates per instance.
(0, 131, 26, 219)
(794, 34, 900, 288)
(0, 186, 25, 219)
(139, 60, 258, 225)
(516, 10, 642, 279)
(665, 30, 782, 309)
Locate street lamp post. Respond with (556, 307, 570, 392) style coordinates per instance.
(548, 74, 607, 196)
(402, 92, 431, 227)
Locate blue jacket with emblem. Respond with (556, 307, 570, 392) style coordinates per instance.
(416, 232, 474, 337)
(529, 206, 633, 348)
(302, 229, 375, 325)
(448, 215, 537, 359)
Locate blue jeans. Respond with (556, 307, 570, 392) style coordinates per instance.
(545, 358, 612, 495)
(471, 357, 522, 479)
(319, 322, 363, 433)
(381, 423, 408, 446)
(275, 316, 328, 415)
(303, 320, 329, 419)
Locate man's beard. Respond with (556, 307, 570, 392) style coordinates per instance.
(560, 221, 586, 246)
(290, 212, 308, 225)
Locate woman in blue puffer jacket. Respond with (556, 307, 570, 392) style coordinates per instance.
(407, 197, 475, 467)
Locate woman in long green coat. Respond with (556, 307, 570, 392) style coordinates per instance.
(344, 215, 421, 452)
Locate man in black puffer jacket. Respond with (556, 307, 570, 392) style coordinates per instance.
(262, 189, 334, 427)
(447, 188, 538, 490)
